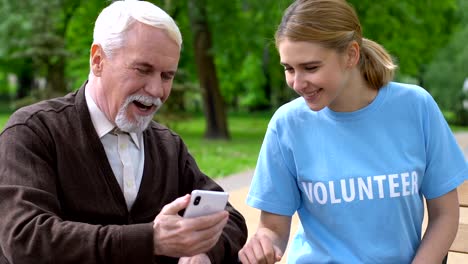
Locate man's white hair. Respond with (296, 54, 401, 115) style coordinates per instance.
(92, 0, 182, 58)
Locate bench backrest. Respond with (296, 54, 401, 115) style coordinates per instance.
(450, 180, 468, 254)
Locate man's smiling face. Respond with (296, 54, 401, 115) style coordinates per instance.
(92, 22, 180, 132)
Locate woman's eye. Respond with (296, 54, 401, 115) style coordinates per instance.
(305, 66, 318, 71)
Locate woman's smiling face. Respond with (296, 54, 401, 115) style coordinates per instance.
(279, 39, 351, 112)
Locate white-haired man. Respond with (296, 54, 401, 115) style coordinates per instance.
(0, 1, 247, 263)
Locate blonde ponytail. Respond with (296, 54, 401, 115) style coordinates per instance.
(360, 38, 397, 90)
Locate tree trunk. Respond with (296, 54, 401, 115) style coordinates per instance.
(46, 56, 67, 96)
(188, 0, 230, 140)
(16, 59, 34, 99)
(262, 44, 272, 110)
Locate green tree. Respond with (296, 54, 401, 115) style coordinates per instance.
(349, 0, 460, 83)
(0, 1, 35, 99)
(0, 0, 82, 97)
(65, 1, 108, 90)
(155, 0, 290, 137)
(423, 0, 468, 123)
(187, 0, 230, 139)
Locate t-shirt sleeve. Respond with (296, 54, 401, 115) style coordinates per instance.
(246, 124, 301, 216)
(420, 93, 468, 199)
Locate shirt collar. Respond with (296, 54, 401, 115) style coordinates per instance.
(85, 87, 141, 149)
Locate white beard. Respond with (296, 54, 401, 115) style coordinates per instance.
(115, 94, 162, 133)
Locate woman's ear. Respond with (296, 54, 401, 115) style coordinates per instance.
(90, 44, 104, 77)
(346, 41, 360, 68)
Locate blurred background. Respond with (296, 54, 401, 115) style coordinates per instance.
(0, 0, 467, 177)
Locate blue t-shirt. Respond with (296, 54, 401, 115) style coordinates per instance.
(246, 82, 468, 263)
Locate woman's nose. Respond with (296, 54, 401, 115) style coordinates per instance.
(293, 72, 306, 92)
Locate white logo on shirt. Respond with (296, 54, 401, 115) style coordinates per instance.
(301, 171, 419, 204)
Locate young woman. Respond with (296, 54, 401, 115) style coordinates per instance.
(238, 0, 467, 263)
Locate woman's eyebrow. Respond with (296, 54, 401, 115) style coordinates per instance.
(280, 60, 322, 66)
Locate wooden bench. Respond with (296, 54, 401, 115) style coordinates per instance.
(449, 180, 468, 255)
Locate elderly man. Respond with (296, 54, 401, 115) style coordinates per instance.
(0, 1, 247, 263)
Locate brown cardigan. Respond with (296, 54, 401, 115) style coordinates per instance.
(0, 84, 247, 264)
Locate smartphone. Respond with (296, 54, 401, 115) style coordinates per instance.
(183, 190, 229, 218)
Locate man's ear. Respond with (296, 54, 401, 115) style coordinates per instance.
(90, 44, 104, 77)
(346, 41, 360, 68)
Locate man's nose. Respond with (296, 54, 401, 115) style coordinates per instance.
(145, 75, 165, 98)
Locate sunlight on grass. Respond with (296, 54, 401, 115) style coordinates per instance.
(0, 110, 271, 178)
(2, 108, 467, 179)
(0, 115, 8, 129)
(164, 113, 271, 178)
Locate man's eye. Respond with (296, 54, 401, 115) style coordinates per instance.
(136, 68, 150, 74)
(161, 72, 174, 81)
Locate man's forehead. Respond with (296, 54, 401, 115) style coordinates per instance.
(129, 58, 178, 72)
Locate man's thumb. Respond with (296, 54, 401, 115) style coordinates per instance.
(160, 194, 190, 215)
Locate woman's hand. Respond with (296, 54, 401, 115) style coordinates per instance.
(238, 211, 292, 264)
(238, 231, 282, 264)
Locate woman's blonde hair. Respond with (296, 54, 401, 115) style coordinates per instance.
(275, 0, 396, 90)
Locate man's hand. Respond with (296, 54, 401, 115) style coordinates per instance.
(178, 254, 211, 264)
(153, 194, 229, 257)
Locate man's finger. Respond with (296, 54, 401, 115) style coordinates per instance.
(184, 210, 229, 230)
(160, 194, 190, 215)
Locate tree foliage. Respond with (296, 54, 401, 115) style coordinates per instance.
(204, 0, 293, 110)
(423, 0, 468, 120)
(349, 0, 459, 80)
(0, 0, 84, 96)
(187, 0, 230, 139)
(0, 0, 466, 125)
(65, 1, 108, 89)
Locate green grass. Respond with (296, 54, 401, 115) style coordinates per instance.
(0, 102, 12, 129)
(449, 125, 468, 133)
(0, 115, 9, 129)
(0, 109, 270, 178)
(2, 106, 468, 179)
(164, 112, 270, 178)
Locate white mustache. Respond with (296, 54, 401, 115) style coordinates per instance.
(114, 94, 163, 133)
(126, 94, 162, 110)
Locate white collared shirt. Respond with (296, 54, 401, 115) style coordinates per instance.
(85, 88, 145, 210)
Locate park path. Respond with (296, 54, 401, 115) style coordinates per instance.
(216, 132, 468, 264)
